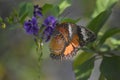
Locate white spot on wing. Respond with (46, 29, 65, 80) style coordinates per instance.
(81, 28, 88, 41)
(68, 24, 72, 37)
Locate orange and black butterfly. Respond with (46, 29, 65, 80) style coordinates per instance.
(49, 23, 96, 60)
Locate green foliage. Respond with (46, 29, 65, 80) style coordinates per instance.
(75, 57, 95, 80)
(19, 2, 34, 23)
(42, 0, 72, 17)
(19, 2, 33, 17)
(87, 10, 111, 34)
(74, 0, 120, 80)
(1, 0, 73, 28)
(58, 0, 72, 14)
(5, 9, 19, 24)
(42, 4, 60, 17)
(99, 74, 106, 80)
(0, 2, 34, 27)
(100, 56, 120, 80)
(92, 0, 117, 18)
(98, 28, 120, 47)
(74, 52, 94, 68)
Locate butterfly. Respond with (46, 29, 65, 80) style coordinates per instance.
(49, 23, 96, 60)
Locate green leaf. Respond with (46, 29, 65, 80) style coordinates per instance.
(87, 10, 111, 34)
(19, 2, 27, 17)
(100, 56, 120, 80)
(92, 0, 117, 18)
(60, 18, 80, 23)
(58, 0, 72, 14)
(110, 38, 120, 46)
(74, 57, 95, 80)
(42, 4, 52, 14)
(19, 2, 33, 17)
(42, 4, 60, 17)
(98, 28, 120, 47)
(26, 3, 34, 17)
(19, 12, 29, 23)
(19, 3, 33, 23)
(99, 73, 106, 80)
(73, 52, 94, 69)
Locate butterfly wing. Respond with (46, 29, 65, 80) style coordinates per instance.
(49, 32, 66, 59)
(77, 25, 96, 46)
(63, 33, 80, 58)
(49, 23, 69, 59)
(60, 24, 96, 59)
(49, 23, 96, 60)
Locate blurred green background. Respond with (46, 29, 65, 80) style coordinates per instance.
(0, 0, 120, 80)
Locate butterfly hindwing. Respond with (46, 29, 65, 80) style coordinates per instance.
(49, 23, 69, 59)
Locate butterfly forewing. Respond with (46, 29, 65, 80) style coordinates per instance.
(77, 25, 96, 46)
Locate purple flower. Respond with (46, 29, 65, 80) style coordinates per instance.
(34, 5, 42, 17)
(43, 16, 57, 42)
(43, 16, 57, 28)
(43, 27, 53, 42)
(24, 17, 39, 35)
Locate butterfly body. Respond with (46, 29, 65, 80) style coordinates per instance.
(49, 23, 96, 59)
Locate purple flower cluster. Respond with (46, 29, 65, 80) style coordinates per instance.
(43, 16, 57, 42)
(24, 5, 57, 42)
(24, 17, 39, 35)
(33, 5, 42, 17)
(24, 5, 42, 36)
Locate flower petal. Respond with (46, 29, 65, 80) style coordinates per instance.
(42, 16, 57, 42)
(24, 17, 39, 36)
(43, 27, 54, 42)
(44, 16, 57, 28)
(34, 5, 42, 17)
